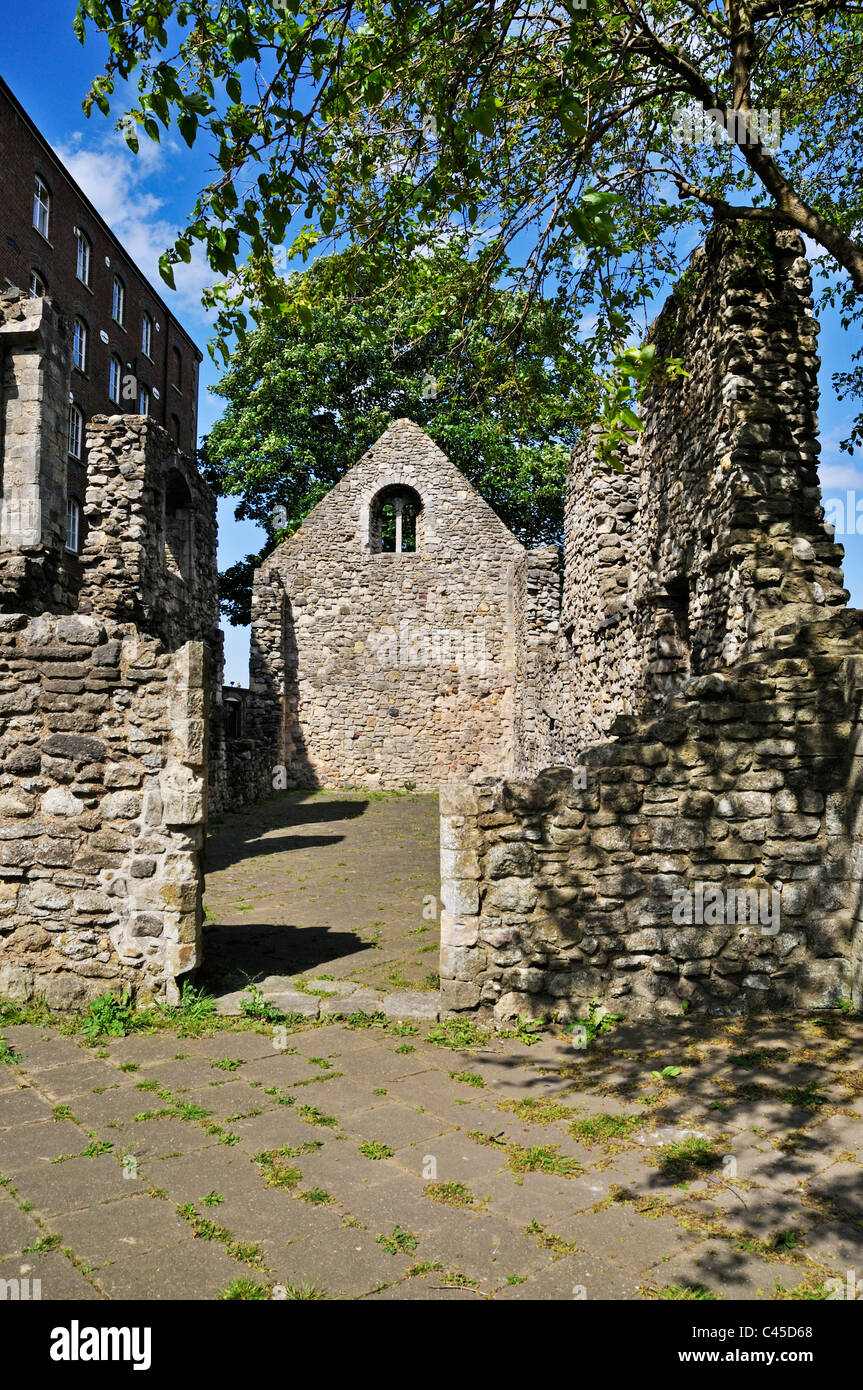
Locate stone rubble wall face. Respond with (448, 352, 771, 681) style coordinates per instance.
(0, 292, 77, 612)
(444, 227, 863, 1019)
(247, 420, 526, 793)
(440, 631, 863, 1020)
(519, 229, 848, 764)
(511, 546, 567, 773)
(79, 415, 218, 650)
(0, 613, 209, 1009)
(0, 290, 219, 1005)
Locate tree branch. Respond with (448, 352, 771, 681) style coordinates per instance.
(670, 172, 787, 219)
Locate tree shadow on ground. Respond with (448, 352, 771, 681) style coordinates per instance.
(205, 790, 369, 872)
(207, 832, 348, 869)
(198, 921, 376, 993)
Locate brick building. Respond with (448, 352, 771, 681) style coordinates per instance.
(0, 73, 201, 563)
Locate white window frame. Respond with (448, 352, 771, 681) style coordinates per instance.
(65, 497, 81, 554)
(73, 318, 87, 373)
(75, 229, 91, 287)
(141, 311, 152, 358)
(112, 275, 125, 326)
(108, 355, 122, 404)
(138, 384, 150, 415)
(68, 404, 83, 459)
(33, 176, 50, 238)
(29, 270, 45, 298)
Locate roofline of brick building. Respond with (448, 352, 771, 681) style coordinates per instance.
(0, 72, 203, 365)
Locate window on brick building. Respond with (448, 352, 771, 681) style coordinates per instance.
(75, 229, 91, 287)
(141, 311, 153, 358)
(68, 404, 84, 459)
(65, 497, 81, 554)
(138, 384, 150, 415)
(73, 318, 88, 372)
(33, 176, 50, 238)
(112, 274, 125, 326)
(29, 270, 46, 298)
(109, 354, 122, 404)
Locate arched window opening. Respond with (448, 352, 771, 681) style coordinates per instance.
(164, 466, 193, 582)
(369, 484, 423, 554)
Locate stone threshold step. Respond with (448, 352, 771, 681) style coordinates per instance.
(213, 982, 440, 1023)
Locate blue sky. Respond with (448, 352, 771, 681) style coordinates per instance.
(4, 1, 863, 685)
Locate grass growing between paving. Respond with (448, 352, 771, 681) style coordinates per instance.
(1, 982, 861, 1303)
(424, 1182, 478, 1208)
(177, 1202, 266, 1271)
(0, 987, 274, 1044)
(254, 1141, 324, 1189)
(524, 1219, 579, 1257)
(469, 1130, 584, 1178)
(376, 1226, 419, 1255)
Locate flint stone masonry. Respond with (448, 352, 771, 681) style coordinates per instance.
(247, 418, 548, 793)
(0, 617, 209, 1007)
(519, 225, 848, 770)
(0, 288, 219, 1005)
(440, 628, 863, 1021)
(441, 226, 863, 1020)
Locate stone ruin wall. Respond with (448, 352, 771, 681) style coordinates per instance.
(0, 620, 210, 1010)
(510, 545, 564, 773)
(440, 628, 863, 1020)
(441, 227, 863, 1020)
(0, 292, 76, 612)
(0, 290, 220, 1007)
(247, 419, 530, 795)
(550, 227, 847, 753)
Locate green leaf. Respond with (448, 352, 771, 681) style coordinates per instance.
(178, 112, 198, 147)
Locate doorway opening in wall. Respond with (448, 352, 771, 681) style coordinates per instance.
(199, 788, 442, 1006)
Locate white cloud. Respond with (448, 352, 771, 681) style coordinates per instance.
(53, 127, 213, 322)
(817, 423, 863, 488)
(819, 462, 863, 489)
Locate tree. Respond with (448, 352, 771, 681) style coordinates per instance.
(206, 243, 595, 624)
(75, 0, 863, 442)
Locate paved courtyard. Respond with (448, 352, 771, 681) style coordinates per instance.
(0, 792, 861, 1301)
(201, 789, 441, 997)
(0, 1005, 861, 1301)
